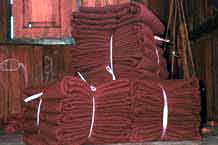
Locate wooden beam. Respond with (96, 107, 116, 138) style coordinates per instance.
(190, 13, 218, 41)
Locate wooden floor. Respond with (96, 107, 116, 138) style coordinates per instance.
(0, 134, 218, 145)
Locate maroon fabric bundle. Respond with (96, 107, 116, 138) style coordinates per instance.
(72, 2, 165, 34)
(76, 64, 160, 86)
(23, 78, 133, 144)
(23, 76, 201, 145)
(71, 2, 168, 83)
(23, 77, 93, 145)
(87, 79, 132, 144)
(130, 77, 201, 142)
(71, 28, 166, 85)
(23, 135, 46, 145)
(22, 2, 200, 145)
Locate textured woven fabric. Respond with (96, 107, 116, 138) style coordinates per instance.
(72, 2, 165, 34)
(23, 76, 201, 145)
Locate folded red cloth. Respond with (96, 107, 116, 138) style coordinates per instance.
(24, 77, 91, 100)
(72, 2, 165, 34)
(71, 28, 166, 82)
(23, 76, 201, 144)
(86, 79, 132, 144)
(73, 64, 160, 86)
(39, 121, 89, 143)
(24, 96, 92, 115)
(130, 77, 201, 142)
(40, 132, 84, 145)
(23, 135, 47, 145)
(22, 119, 39, 134)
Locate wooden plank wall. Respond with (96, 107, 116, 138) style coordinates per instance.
(192, 36, 213, 120)
(0, 44, 72, 123)
(0, 45, 43, 122)
(42, 45, 72, 84)
(0, 0, 9, 42)
(212, 32, 218, 120)
(160, 0, 218, 120)
(145, 0, 168, 21)
(192, 32, 218, 120)
(185, 0, 218, 120)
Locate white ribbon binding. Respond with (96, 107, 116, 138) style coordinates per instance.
(160, 85, 168, 139)
(24, 92, 43, 126)
(77, 72, 96, 138)
(106, 35, 116, 80)
(155, 48, 160, 65)
(154, 36, 170, 43)
(106, 66, 116, 81)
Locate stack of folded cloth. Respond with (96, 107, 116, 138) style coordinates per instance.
(71, 2, 168, 86)
(130, 77, 201, 142)
(86, 79, 133, 144)
(22, 77, 93, 145)
(72, 2, 164, 32)
(23, 77, 133, 145)
(22, 2, 200, 145)
(23, 76, 201, 145)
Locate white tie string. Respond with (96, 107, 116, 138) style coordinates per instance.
(24, 92, 44, 126)
(77, 72, 96, 138)
(159, 85, 169, 139)
(89, 87, 96, 138)
(110, 35, 113, 72)
(77, 72, 87, 82)
(106, 66, 116, 80)
(37, 99, 43, 126)
(154, 36, 170, 43)
(107, 35, 116, 80)
(155, 48, 160, 65)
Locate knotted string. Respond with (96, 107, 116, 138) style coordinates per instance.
(106, 35, 116, 80)
(77, 72, 96, 138)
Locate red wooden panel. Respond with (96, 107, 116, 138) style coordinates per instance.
(13, 0, 77, 39)
(0, 48, 9, 123)
(23, 0, 61, 28)
(81, 0, 129, 7)
(0, 44, 43, 125)
(0, 0, 9, 41)
(42, 45, 72, 84)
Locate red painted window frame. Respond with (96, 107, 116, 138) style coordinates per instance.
(12, 0, 77, 39)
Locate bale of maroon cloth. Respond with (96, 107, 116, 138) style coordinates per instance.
(22, 77, 93, 145)
(22, 2, 200, 145)
(23, 76, 201, 145)
(71, 1, 168, 86)
(23, 77, 132, 145)
(130, 77, 201, 142)
(72, 2, 164, 33)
